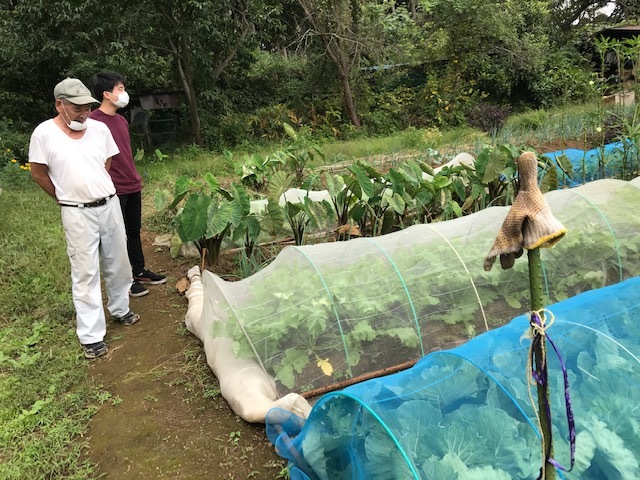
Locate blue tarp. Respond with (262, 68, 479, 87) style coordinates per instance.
(542, 141, 638, 186)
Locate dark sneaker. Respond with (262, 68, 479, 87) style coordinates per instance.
(112, 310, 140, 326)
(130, 280, 149, 297)
(134, 269, 167, 285)
(83, 341, 108, 359)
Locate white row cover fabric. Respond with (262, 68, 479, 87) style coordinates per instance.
(185, 177, 640, 417)
(184, 266, 312, 423)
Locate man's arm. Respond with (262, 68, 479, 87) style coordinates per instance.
(30, 163, 57, 200)
(106, 157, 112, 172)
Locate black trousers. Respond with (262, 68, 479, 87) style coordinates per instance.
(118, 191, 145, 274)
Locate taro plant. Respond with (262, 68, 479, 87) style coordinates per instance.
(467, 144, 520, 208)
(280, 122, 325, 184)
(156, 173, 250, 267)
(318, 161, 410, 238)
(228, 122, 325, 192)
(351, 162, 408, 237)
(267, 171, 333, 246)
(231, 210, 263, 259)
(231, 151, 271, 192)
(322, 171, 362, 237)
(394, 159, 464, 224)
(394, 159, 432, 224)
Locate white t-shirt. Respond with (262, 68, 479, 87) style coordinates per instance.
(29, 118, 120, 204)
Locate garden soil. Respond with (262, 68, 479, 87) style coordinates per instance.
(85, 231, 286, 479)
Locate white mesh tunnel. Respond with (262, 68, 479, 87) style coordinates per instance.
(191, 178, 640, 413)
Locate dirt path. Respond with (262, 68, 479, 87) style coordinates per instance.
(85, 231, 286, 479)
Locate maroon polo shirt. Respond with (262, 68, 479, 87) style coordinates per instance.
(89, 109, 142, 195)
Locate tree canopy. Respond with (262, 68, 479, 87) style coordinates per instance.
(0, 0, 636, 149)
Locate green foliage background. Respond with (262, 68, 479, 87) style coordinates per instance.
(0, 0, 635, 152)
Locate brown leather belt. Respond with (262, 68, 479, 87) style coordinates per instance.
(59, 194, 115, 208)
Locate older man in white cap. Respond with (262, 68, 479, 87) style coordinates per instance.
(29, 78, 140, 359)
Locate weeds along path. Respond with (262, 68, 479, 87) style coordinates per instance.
(86, 231, 285, 479)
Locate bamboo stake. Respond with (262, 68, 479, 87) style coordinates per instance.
(528, 247, 555, 480)
(484, 151, 566, 479)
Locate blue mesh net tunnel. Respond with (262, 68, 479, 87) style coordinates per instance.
(267, 276, 640, 479)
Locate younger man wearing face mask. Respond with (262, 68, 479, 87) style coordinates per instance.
(29, 78, 140, 359)
(90, 71, 166, 298)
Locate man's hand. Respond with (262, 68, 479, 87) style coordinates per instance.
(30, 163, 57, 200)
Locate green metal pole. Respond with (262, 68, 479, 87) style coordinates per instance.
(528, 247, 555, 480)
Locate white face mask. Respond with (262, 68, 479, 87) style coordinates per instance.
(111, 91, 130, 109)
(61, 103, 88, 131)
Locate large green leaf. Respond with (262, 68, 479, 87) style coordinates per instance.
(176, 193, 210, 242)
(358, 162, 382, 179)
(471, 182, 486, 200)
(415, 189, 434, 209)
(154, 189, 171, 211)
(245, 215, 262, 242)
(418, 160, 435, 176)
(324, 173, 346, 197)
(233, 214, 262, 244)
(432, 175, 452, 190)
(205, 201, 235, 238)
(556, 154, 574, 179)
(204, 172, 219, 193)
(263, 201, 285, 238)
(174, 175, 192, 196)
(387, 169, 405, 195)
(349, 163, 375, 198)
(231, 183, 251, 216)
(350, 203, 367, 222)
(540, 164, 558, 193)
(267, 171, 294, 203)
(383, 190, 406, 214)
(474, 148, 490, 178)
(282, 122, 297, 140)
(452, 178, 466, 200)
(168, 175, 193, 209)
(482, 149, 509, 183)
(399, 161, 422, 186)
(301, 171, 322, 191)
(303, 197, 330, 228)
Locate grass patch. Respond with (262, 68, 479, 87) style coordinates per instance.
(496, 101, 635, 148)
(320, 125, 483, 161)
(0, 184, 99, 479)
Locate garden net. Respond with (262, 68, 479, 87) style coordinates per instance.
(266, 275, 640, 479)
(203, 178, 640, 397)
(543, 141, 638, 186)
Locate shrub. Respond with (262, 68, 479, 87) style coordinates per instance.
(466, 103, 512, 133)
(0, 145, 31, 189)
(503, 109, 550, 130)
(0, 119, 30, 162)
